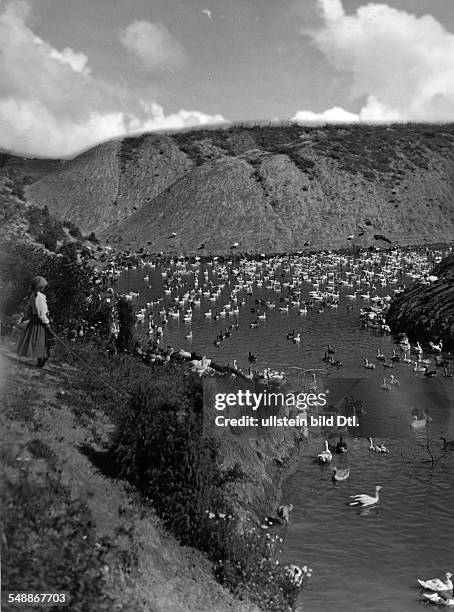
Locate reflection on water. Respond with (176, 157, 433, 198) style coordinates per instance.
(282, 435, 454, 612)
(116, 259, 454, 612)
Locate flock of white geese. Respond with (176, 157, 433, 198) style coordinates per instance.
(109, 244, 453, 605)
(113, 246, 452, 381)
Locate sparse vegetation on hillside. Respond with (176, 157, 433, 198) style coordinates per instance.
(3, 467, 113, 611)
(12, 122, 454, 251)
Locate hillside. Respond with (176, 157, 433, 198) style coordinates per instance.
(12, 123, 454, 251)
(387, 253, 454, 349)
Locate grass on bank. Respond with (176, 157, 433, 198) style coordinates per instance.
(59, 340, 302, 611)
(1, 238, 304, 611)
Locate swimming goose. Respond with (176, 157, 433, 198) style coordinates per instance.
(317, 440, 332, 464)
(423, 593, 454, 606)
(413, 361, 427, 373)
(329, 356, 343, 367)
(368, 437, 389, 453)
(388, 374, 400, 386)
(348, 485, 381, 507)
(286, 330, 295, 339)
(248, 352, 257, 362)
(331, 466, 350, 481)
(381, 377, 392, 391)
(418, 572, 453, 592)
(376, 349, 386, 361)
(364, 359, 376, 369)
(335, 436, 348, 453)
(293, 333, 301, 344)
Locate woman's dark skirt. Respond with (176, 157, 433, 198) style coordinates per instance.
(17, 317, 50, 360)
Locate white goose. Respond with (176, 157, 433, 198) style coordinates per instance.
(381, 377, 392, 391)
(414, 361, 427, 373)
(364, 358, 376, 370)
(368, 437, 389, 454)
(429, 340, 443, 353)
(317, 441, 332, 464)
(423, 593, 454, 606)
(414, 341, 423, 355)
(348, 485, 381, 507)
(418, 572, 453, 592)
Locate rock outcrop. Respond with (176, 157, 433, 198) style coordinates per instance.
(387, 253, 454, 349)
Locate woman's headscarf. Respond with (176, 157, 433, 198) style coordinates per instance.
(31, 276, 48, 292)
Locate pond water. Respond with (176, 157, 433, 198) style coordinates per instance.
(115, 249, 454, 611)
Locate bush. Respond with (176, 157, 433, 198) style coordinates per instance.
(62, 220, 83, 240)
(0, 242, 111, 335)
(2, 467, 112, 611)
(111, 371, 225, 547)
(25, 205, 66, 251)
(110, 370, 301, 611)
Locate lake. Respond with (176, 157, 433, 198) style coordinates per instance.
(115, 248, 454, 611)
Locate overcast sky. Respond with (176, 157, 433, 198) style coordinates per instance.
(1, 0, 454, 157)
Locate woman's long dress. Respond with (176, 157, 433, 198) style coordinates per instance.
(17, 291, 51, 359)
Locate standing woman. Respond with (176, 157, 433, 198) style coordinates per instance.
(17, 276, 52, 368)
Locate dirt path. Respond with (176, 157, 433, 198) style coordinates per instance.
(0, 337, 258, 612)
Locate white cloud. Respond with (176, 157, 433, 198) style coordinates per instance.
(0, 1, 225, 157)
(134, 102, 226, 131)
(293, 106, 360, 123)
(293, 0, 454, 123)
(119, 20, 185, 71)
(49, 46, 91, 76)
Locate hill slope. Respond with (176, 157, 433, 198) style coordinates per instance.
(15, 123, 454, 251)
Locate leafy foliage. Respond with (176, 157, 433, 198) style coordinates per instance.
(2, 467, 112, 612)
(25, 205, 66, 250)
(0, 242, 111, 336)
(110, 369, 300, 610)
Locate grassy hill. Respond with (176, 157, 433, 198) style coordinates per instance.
(8, 123, 454, 252)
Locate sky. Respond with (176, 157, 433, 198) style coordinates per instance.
(1, 0, 454, 157)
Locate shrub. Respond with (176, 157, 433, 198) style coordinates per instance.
(2, 467, 112, 612)
(25, 205, 66, 251)
(0, 242, 111, 335)
(110, 370, 301, 611)
(111, 371, 225, 545)
(62, 220, 83, 240)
